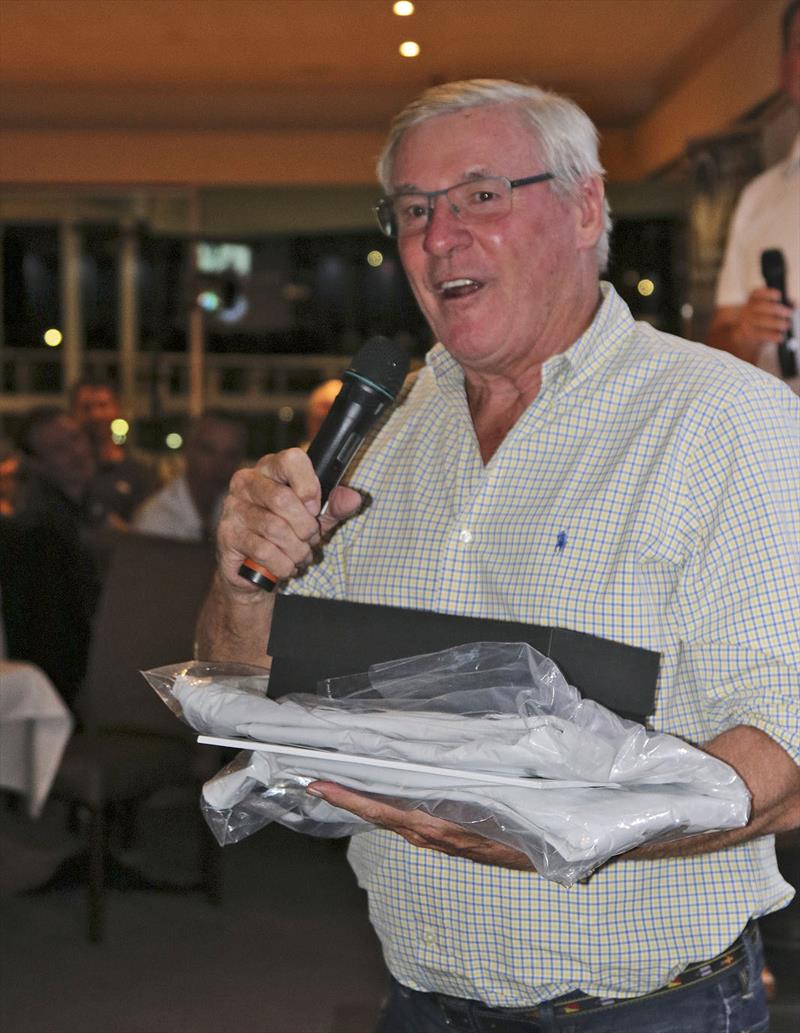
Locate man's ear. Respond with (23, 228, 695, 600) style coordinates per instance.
(575, 176, 605, 252)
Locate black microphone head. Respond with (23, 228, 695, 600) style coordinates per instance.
(346, 336, 410, 401)
(761, 248, 786, 286)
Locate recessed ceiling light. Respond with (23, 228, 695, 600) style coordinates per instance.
(393, 1, 415, 15)
(399, 40, 420, 57)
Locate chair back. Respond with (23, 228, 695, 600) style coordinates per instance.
(77, 533, 217, 738)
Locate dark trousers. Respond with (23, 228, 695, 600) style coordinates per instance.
(375, 922, 769, 1033)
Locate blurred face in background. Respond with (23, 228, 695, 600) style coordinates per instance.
(71, 384, 120, 449)
(305, 379, 342, 442)
(184, 417, 247, 502)
(28, 414, 95, 502)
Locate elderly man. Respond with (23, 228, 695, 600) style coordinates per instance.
(197, 81, 799, 1033)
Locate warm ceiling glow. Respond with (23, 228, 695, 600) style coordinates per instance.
(367, 250, 384, 267)
(43, 328, 62, 347)
(399, 40, 420, 58)
(166, 432, 183, 450)
(637, 278, 655, 297)
(393, 1, 415, 14)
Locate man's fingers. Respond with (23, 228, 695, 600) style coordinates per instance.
(306, 781, 535, 869)
(246, 449, 322, 517)
(324, 485, 364, 524)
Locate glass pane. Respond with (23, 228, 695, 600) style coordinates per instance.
(2, 224, 60, 349)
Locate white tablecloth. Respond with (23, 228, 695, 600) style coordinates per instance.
(0, 660, 73, 817)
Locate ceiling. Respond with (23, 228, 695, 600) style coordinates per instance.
(0, 0, 765, 133)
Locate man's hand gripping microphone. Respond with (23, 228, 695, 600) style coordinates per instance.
(238, 336, 410, 590)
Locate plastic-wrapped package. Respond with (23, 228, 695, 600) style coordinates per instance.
(142, 642, 750, 886)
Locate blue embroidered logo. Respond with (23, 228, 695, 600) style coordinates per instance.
(555, 531, 567, 552)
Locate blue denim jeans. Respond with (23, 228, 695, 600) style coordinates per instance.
(374, 923, 769, 1033)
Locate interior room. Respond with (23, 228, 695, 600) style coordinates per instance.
(1, 2, 798, 1031)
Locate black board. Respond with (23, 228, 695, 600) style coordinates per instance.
(267, 595, 660, 722)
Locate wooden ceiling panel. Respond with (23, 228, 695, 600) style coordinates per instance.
(0, 0, 762, 131)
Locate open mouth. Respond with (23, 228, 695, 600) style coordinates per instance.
(437, 278, 483, 300)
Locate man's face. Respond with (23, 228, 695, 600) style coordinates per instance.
(781, 9, 800, 109)
(185, 420, 246, 497)
(72, 385, 120, 443)
(29, 414, 95, 499)
(392, 105, 601, 375)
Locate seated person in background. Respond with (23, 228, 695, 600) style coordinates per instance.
(197, 78, 799, 1033)
(133, 411, 247, 542)
(7, 408, 111, 707)
(707, 0, 799, 393)
(0, 437, 23, 517)
(70, 377, 160, 522)
(302, 378, 342, 448)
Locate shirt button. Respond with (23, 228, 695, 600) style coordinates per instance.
(458, 528, 473, 544)
(422, 928, 438, 946)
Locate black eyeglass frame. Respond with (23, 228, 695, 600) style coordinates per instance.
(374, 171, 556, 238)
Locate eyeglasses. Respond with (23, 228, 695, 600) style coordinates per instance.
(374, 172, 555, 239)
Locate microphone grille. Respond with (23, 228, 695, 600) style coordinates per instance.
(347, 336, 410, 400)
(761, 248, 784, 280)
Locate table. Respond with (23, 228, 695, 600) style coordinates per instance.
(0, 660, 73, 817)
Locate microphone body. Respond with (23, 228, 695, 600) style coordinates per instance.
(760, 249, 798, 378)
(306, 376, 393, 508)
(238, 336, 409, 591)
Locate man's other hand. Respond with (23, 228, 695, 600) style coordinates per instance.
(306, 780, 535, 871)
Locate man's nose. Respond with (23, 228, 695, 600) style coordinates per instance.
(423, 195, 471, 256)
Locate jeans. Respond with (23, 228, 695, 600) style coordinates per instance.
(375, 923, 769, 1033)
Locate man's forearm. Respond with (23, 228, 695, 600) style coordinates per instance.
(622, 725, 800, 861)
(194, 570, 276, 667)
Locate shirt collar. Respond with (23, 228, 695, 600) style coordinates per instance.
(426, 281, 635, 395)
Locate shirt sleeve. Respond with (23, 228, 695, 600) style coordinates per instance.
(714, 188, 754, 308)
(675, 381, 800, 761)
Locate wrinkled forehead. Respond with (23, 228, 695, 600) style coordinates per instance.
(390, 104, 542, 189)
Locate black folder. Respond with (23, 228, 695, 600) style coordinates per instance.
(267, 595, 660, 722)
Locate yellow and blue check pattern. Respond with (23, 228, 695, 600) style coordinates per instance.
(288, 284, 800, 1006)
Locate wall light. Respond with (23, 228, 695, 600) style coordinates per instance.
(43, 328, 62, 347)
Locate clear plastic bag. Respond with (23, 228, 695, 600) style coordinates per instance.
(142, 643, 750, 886)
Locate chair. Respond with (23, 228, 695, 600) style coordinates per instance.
(51, 532, 224, 942)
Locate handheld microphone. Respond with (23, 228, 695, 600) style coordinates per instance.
(760, 249, 798, 378)
(238, 336, 410, 591)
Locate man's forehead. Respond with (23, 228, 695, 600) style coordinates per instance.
(390, 107, 541, 188)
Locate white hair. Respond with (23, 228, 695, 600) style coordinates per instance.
(377, 79, 611, 269)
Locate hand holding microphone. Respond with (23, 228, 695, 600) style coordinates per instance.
(236, 336, 409, 591)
